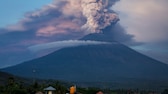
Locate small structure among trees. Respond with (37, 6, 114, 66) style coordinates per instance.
(44, 86, 56, 94)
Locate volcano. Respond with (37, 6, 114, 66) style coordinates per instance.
(2, 42, 168, 83)
(2, 28, 168, 88)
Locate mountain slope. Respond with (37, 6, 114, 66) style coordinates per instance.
(2, 43, 168, 82)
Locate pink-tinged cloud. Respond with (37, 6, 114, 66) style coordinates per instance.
(61, 0, 82, 17)
(2, 0, 119, 37)
(36, 19, 82, 37)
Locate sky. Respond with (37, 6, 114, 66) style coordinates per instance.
(0, 0, 53, 28)
(0, 0, 168, 68)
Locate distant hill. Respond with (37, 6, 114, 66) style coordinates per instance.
(0, 71, 15, 85)
(0, 71, 42, 86)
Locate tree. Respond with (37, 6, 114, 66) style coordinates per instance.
(5, 77, 28, 94)
(53, 81, 66, 94)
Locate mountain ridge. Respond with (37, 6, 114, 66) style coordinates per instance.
(2, 43, 168, 82)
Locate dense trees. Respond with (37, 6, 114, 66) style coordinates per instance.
(2, 77, 28, 94)
(0, 77, 168, 94)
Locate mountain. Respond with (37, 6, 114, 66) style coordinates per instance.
(2, 43, 168, 83)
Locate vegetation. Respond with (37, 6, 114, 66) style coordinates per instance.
(0, 77, 168, 94)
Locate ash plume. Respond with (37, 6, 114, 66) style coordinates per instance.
(81, 0, 119, 33)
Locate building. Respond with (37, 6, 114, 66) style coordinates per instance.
(44, 86, 56, 94)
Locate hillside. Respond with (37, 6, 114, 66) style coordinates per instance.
(0, 71, 15, 85)
(2, 43, 168, 83)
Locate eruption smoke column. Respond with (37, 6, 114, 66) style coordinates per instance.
(81, 0, 119, 33)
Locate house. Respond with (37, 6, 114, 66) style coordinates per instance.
(44, 86, 56, 94)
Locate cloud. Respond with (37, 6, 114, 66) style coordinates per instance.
(113, 0, 168, 63)
(1, 0, 133, 44)
(81, 0, 119, 32)
(28, 40, 112, 52)
(2, 0, 120, 37)
(2, 0, 84, 37)
(0, 0, 131, 52)
(36, 20, 81, 37)
(5, 17, 32, 31)
(113, 0, 168, 43)
(81, 23, 140, 46)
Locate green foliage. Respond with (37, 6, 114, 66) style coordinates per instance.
(52, 81, 67, 94)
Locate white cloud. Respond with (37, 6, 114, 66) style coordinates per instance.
(28, 40, 112, 52)
(113, 0, 168, 43)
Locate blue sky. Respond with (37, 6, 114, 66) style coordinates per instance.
(0, 0, 52, 28)
(0, 0, 168, 68)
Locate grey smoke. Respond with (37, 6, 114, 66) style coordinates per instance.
(81, 0, 119, 33)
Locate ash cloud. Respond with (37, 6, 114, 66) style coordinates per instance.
(81, 0, 119, 33)
(3, 0, 120, 37)
(1, 0, 127, 44)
